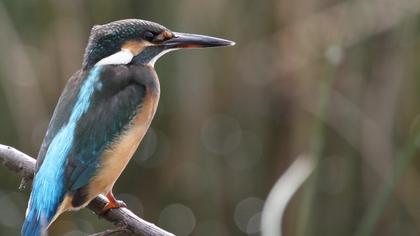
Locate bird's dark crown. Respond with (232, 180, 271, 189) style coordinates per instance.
(82, 19, 172, 69)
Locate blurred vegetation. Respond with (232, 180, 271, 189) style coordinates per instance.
(0, 0, 420, 235)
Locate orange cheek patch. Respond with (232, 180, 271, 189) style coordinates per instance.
(155, 31, 174, 42)
(122, 40, 152, 55)
(162, 31, 173, 40)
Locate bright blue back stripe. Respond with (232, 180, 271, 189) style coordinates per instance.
(23, 66, 103, 234)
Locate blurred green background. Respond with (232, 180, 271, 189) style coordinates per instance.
(0, 0, 420, 235)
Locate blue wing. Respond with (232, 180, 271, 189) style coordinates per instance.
(35, 70, 84, 172)
(23, 69, 88, 236)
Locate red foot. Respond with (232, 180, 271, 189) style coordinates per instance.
(101, 192, 127, 214)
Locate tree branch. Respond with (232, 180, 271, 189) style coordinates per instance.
(0, 144, 174, 236)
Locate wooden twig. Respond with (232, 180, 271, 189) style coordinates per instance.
(0, 144, 174, 236)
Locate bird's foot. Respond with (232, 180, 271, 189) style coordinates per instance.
(100, 192, 127, 214)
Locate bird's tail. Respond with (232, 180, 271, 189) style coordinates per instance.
(22, 208, 48, 236)
(21, 193, 63, 236)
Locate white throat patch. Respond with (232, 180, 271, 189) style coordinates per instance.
(148, 49, 177, 67)
(94, 46, 176, 67)
(95, 49, 134, 66)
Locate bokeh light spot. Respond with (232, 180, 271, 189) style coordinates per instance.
(201, 114, 242, 155)
(325, 45, 343, 65)
(136, 128, 171, 168)
(234, 197, 264, 234)
(159, 203, 196, 236)
(117, 193, 144, 217)
(246, 212, 262, 234)
(224, 131, 262, 170)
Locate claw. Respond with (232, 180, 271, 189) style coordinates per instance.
(100, 192, 127, 214)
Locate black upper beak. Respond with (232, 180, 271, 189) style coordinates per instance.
(162, 32, 235, 49)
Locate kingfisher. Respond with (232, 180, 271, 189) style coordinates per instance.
(22, 19, 234, 236)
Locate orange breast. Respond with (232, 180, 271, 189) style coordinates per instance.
(84, 88, 159, 203)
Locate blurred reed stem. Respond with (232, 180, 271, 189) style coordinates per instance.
(354, 21, 417, 236)
(297, 60, 338, 236)
(355, 125, 420, 236)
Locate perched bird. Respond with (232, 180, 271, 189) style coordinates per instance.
(22, 19, 234, 236)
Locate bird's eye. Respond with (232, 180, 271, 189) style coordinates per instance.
(144, 31, 155, 41)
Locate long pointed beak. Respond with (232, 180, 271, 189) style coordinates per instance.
(162, 32, 235, 49)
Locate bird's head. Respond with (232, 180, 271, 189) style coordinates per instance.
(82, 19, 234, 69)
